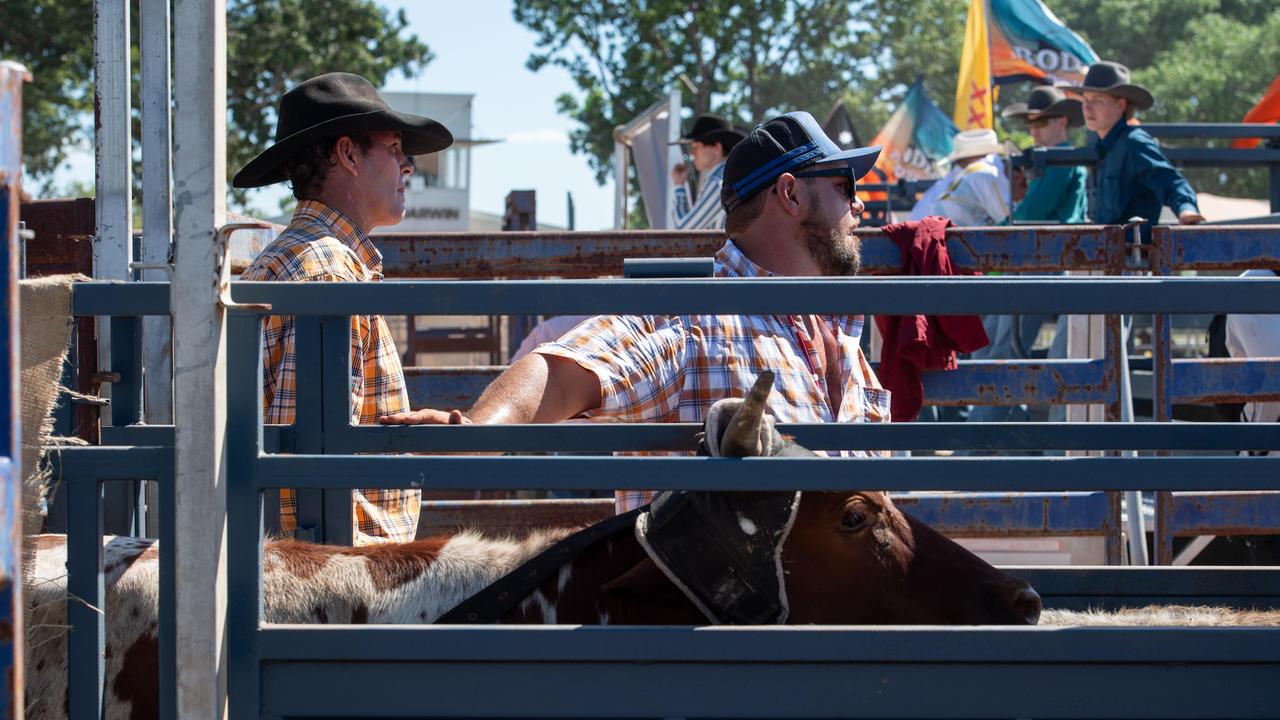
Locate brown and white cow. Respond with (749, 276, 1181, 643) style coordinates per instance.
(25, 489, 1040, 719)
(25, 377, 1041, 719)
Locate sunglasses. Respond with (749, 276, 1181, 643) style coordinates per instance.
(794, 166, 857, 204)
(1026, 117, 1054, 129)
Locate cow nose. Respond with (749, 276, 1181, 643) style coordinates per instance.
(1011, 585, 1042, 625)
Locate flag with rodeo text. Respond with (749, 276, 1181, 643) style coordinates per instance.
(1233, 70, 1280, 149)
(954, 0, 994, 130)
(871, 79, 960, 183)
(986, 0, 1098, 86)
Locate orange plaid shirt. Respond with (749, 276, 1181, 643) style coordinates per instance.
(537, 239, 891, 513)
(240, 200, 418, 544)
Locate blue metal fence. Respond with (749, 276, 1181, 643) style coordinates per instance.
(222, 273, 1280, 719)
(50, 227, 1280, 718)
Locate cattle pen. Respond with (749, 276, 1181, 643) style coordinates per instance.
(6, 4, 1280, 720)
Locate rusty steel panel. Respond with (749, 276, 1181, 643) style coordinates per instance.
(892, 492, 1116, 538)
(1170, 358, 1280, 404)
(1168, 492, 1280, 537)
(371, 226, 1132, 279)
(416, 499, 614, 539)
(19, 198, 99, 443)
(1152, 225, 1280, 271)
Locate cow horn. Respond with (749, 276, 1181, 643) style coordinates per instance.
(720, 371, 775, 457)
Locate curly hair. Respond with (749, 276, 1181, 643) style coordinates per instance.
(282, 133, 374, 201)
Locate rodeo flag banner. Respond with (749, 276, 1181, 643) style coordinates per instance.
(986, 0, 1099, 86)
(1233, 70, 1280, 149)
(954, 0, 994, 130)
(871, 79, 960, 183)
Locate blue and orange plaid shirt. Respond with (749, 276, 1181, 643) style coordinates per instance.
(240, 200, 418, 544)
(537, 239, 891, 512)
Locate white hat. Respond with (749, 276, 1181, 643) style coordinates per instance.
(948, 128, 1005, 162)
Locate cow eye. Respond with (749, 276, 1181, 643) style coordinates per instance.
(840, 508, 868, 530)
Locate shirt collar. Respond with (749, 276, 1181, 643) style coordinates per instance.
(715, 238, 780, 279)
(1095, 122, 1130, 153)
(292, 200, 384, 277)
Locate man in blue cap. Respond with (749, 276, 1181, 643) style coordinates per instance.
(382, 112, 890, 513)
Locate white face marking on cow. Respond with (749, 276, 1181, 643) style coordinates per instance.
(737, 513, 759, 536)
(598, 609, 610, 625)
(518, 589, 557, 625)
(556, 563, 573, 595)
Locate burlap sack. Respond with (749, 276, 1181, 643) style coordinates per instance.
(19, 274, 83, 582)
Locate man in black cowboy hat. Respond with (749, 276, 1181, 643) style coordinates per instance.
(382, 111, 889, 514)
(670, 114, 747, 229)
(1002, 85, 1088, 224)
(235, 72, 453, 544)
(1069, 61, 1203, 242)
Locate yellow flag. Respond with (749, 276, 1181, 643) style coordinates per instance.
(953, 0, 993, 130)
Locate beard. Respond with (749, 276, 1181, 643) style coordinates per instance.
(799, 215, 861, 277)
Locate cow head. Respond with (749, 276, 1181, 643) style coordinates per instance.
(631, 371, 1041, 625)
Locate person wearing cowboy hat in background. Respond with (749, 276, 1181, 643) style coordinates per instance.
(234, 72, 453, 544)
(926, 128, 1011, 227)
(381, 111, 889, 514)
(1003, 85, 1088, 224)
(1070, 61, 1204, 243)
(670, 114, 747, 229)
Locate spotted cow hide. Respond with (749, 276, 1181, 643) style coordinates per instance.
(25, 529, 571, 720)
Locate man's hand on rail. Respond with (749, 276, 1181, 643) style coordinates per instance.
(378, 408, 472, 425)
(1178, 209, 1206, 225)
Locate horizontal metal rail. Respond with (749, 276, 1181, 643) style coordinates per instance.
(251, 454, 1280, 492)
(255, 626, 1280, 719)
(220, 277, 1280, 315)
(98, 420, 1280, 452)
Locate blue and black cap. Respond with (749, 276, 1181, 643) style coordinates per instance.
(720, 111, 881, 213)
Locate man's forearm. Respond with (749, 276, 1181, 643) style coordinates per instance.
(467, 353, 602, 424)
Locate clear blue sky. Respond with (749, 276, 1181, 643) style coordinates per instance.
(378, 0, 616, 230)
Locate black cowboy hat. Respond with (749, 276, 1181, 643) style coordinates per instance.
(232, 72, 454, 189)
(1001, 85, 1084, 127)
(673, 114, 748, 151)
(1064, 61, 1154, 110)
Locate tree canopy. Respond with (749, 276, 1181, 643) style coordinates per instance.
(514, 0, 1280, 199)
(2, 0, 431, 207)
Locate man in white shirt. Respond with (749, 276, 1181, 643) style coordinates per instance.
(670, 114, 747, 229)
(932, 128, 1010, 226)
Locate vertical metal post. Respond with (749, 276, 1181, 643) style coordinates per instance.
(66, 479, 104, 720)
(664, 90, 683, 229)
(291, 317, 324, 541)
(140, 0, 176, 436)
(93, 0, 135, 422)
(320, 315, 355, 545)
(1150, 227, 1177, 565)
(0, 59, 31, 720)
(1268, 138, 1280, 214)
(226, 312, 265, 720)
(172, 0, 228, 716)
(103, 315, 143, 535)
(613, 140, 629, 230)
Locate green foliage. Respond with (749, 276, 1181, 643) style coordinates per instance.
(1134, 11, 1280, 197)
(2, 0, 431, 206)
(1, 0, 94, 183)
(513, 0, 866, 185)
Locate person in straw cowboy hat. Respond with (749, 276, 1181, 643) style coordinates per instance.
(929, 128, 1011, 227)
(1068, 60, 1203, 243)
(1002, 85, 1088, 224)
(670, 114, 748, 229)
(235, 72, 453, 544)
